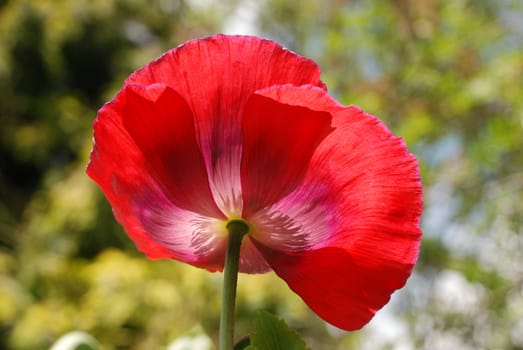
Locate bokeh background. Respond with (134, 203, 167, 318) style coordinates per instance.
(1, 0, 522, 349)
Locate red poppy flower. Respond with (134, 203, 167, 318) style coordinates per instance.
(87, 34, 423, 331)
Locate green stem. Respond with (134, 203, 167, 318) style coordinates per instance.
(219, 220, 249, 350)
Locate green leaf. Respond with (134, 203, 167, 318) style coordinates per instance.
(246, 311, 310, 350)
(234, 336, 251, 350)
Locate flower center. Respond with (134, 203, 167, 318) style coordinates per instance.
(226, 219, 250, 236)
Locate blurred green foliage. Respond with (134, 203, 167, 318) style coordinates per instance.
(0, 0, 522, 349)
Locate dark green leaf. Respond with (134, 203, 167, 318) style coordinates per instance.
(246, 311, 310, 350)
(234, 336, 251, 350)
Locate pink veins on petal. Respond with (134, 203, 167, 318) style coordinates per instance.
(87, 34, 423, 330)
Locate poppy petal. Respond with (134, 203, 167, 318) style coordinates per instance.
(310, 106, 422, 264)
(251, 105, 422, 329)
(246, 179, 334, 253)
(241, 85, 334, 217)
(121, 84, 224, 218)
(87, 95, 173, 259)
(125, 35, 326, 217)
(86, 84, 229, 269)
(252, 244, 413, 330)
(116, 178, 228, 270)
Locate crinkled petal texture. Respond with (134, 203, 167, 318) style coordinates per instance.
(125, 35, 326, 217)
(87, 34, 422, 331)
(241, 85, 422, 330)
(88, 35, 325, 271)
